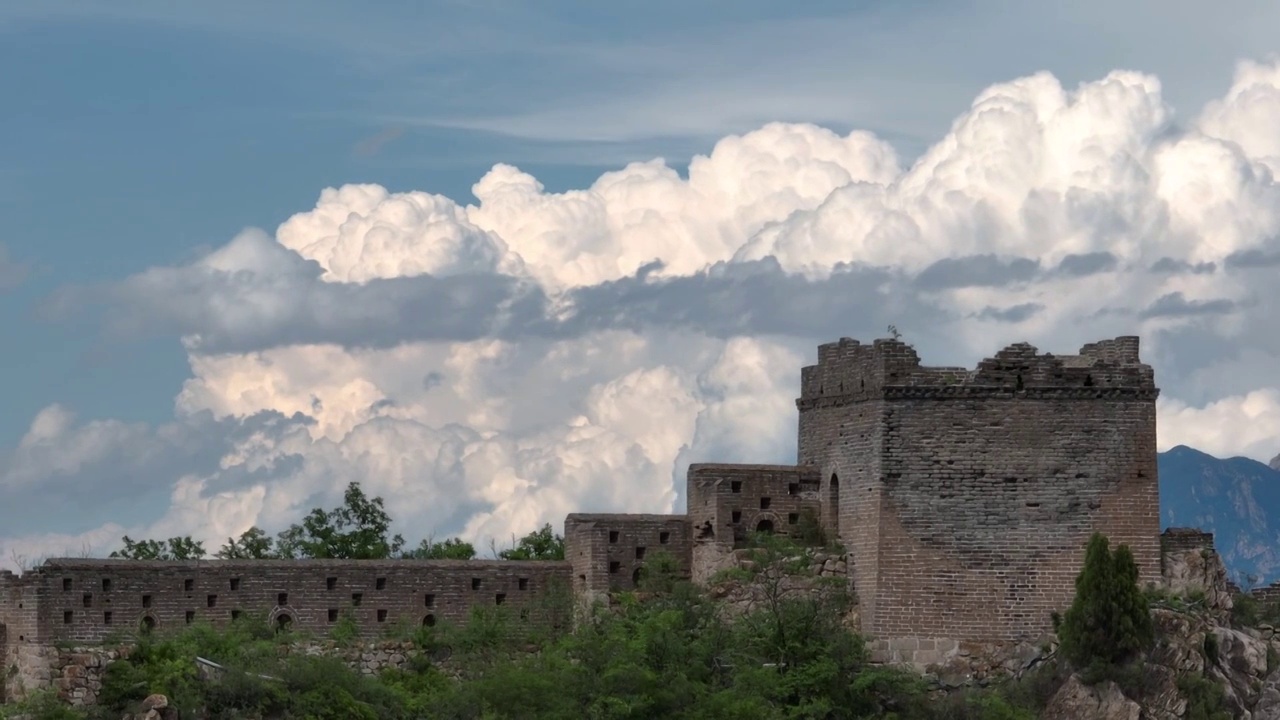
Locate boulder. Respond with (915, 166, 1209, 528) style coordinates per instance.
(1042, 675, 1141, 720)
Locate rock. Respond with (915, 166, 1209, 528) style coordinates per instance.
(1042, 675, 1141, 720)
(140, 693, 168, 710)
(1214, 626, 1270, 678)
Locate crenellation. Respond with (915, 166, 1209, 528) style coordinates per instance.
(0, 333, 1177, 702)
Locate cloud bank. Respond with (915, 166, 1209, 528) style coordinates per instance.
(9, 60, 1280, 566)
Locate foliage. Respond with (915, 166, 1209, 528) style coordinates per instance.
(109, 535, 206, 561)
(1056, 533, 1155, 676)
(401, 536, 477, 560)
(0, 690, 86, 720)
(215, 526, 276, 559)
(274, 482, 406, 559)
(63, 537, 1067, 720)
(497, 523, 565, 561)
(1178, 673, 1233, 720)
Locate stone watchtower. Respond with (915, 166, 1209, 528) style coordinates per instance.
(796, 336, 1160, 657)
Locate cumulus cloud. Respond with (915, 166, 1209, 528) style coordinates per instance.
(11, 60, 1280, 565)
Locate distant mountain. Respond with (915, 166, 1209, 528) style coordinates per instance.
(1159, 445, 1280, 588)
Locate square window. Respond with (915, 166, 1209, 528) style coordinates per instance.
(659, 532, 670, 544)
(62, 578, 72, 592)
(328, 608, 339, 622)
(207, 595, 218, 608)
(103, 611, 112, 625)
(424, 593, 435, 607)
(635, 547, 646, 560)
(495, 593, 506, 605)
(352, 593, 363, 606)
(377, 609, 388, 622)
(609, 561, 621, 574)
(471, 578, 482, 591)
(518, 578, 528, 590)
(230, 578, 241, 591)
(102, 578, 112, 592)
(184, 579, 194, 592)
(731, 511, 742, 523)
(185, 611, 195, 624)
(82, 594, 92, 608)
(788, 483, 799, 495)
(608, 531, 619, 543)
(788, 513, 799, 525)
(730, 480, 742, 493)
(277, 592, 288, 606)
(326, 577, 337, 590)
(142, 595, 152, 609)
(760, 497, 772, 510)
(63, 610, 73, 624)
(231, 610, 242, 621)
(376, 577, 386, 590)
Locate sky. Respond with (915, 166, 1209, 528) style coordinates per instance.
(3, 0, 1280, 566)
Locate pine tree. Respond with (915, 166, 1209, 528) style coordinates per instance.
(1057, 532, 1154, 672)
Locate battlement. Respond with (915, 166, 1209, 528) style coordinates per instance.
(797, 335, 1157, 409)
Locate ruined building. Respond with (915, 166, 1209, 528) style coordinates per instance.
(1, 335, 1164, 697)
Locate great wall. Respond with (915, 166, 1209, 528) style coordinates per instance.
(1, 334, 1269, 705)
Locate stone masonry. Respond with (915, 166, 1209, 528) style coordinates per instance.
(1, 335, 1169, 700)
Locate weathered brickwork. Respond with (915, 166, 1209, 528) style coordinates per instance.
(1, 333, 1175, 701)
(564, 514, 692, 598)
(796, 336, 1161, 647)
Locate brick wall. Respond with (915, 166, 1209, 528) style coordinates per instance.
(1162, 528, 1217, 556)
(564, 514, 691, 597)
(23, 559, 572, 645)
(796, 336, 1161, 644)
(686, 464, 822, 546)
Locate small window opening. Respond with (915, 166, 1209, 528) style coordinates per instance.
(326, 577, 337, 590)
(760, 497, 772, 510)
(788, 513, 799, 525)
(609, 561, 621, 574)
(82, 594, 92, 608)
(231, 610, 243, 621)
(425, 593, 436, 607)
(328, 608, 339, 622)
(185, 611, 195, 624)
(608, 531, 619, 543)
(62, 578, 72, 592)
(184, 579, 194, 592)
(63, 611, 73, 624)
(207, 595, 218, 608)
(730, 481, 742, 493)
(495, 593, 506, 606)
(103, 611, 112, 625)
(788, 483, 799, 495)
(518, 578, 529, 590)
(376, 577, 386, 590)
(731, 511, 742, 523)
(377, 609, 388, 622)
(471, 578, 482, 590)
(659, 531, 670, 544)
(352, 592, 363, 606)
(142, 595, 152, 609)
(635, 547, 646, 560)
(277, 592, 288, 606)
(230, 578, 241, 590)
(102, 578, 112, 592)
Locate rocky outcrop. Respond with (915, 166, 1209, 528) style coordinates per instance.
(1042, 676, 1141, 720)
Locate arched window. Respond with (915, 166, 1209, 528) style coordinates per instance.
(756, 519, 775, 534)
(275, 613, 293, 632)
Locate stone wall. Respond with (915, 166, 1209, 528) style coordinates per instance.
(9, 559, 571, 648)
(564, 514, 691, 599)
(796, 336, 1161, 652)
(686, 464, 822, 546)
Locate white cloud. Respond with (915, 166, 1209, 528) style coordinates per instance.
(10, 60, 1280, 565)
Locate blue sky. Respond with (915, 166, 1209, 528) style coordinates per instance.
(3, 0, 1280, 560)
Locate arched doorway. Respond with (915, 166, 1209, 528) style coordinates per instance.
(275, 613, 293, 633)
(139, 615, 156, 634)
(756, 518, 775, 534)
(423, 614, 436, 627)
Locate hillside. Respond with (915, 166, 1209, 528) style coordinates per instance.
(1159, 445, 1280, 588)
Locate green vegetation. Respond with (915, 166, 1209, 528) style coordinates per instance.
(1054, 532, 1154, 681)
(110, 482, 566, 564)
(10, 534, 1056, 720)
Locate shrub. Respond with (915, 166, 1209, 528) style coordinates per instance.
(1057, 533, 1155, 675)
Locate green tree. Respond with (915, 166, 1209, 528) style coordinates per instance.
(216, 526, 277, 559)
(274, 482, 405, 559)
(498, 523, 565, 560)
(402, 536, 477, 560)
(110, 535, 206, 560)
(1056, 532, 1155, 674)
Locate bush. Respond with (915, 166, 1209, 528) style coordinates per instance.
(1057, 533, 1155, 675)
